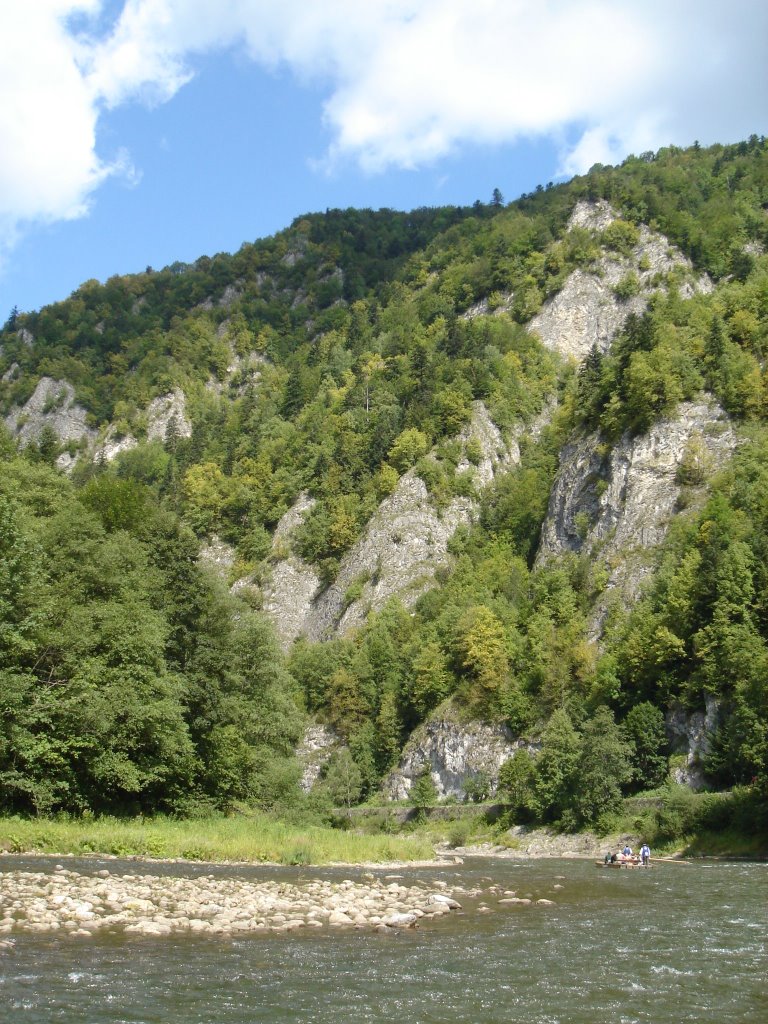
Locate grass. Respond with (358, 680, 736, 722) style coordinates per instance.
(0, 813, 436, 866)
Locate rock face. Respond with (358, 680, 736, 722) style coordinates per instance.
(146, 389, 192, 443)
(304, 473, 475, 642)
(198, 536, 237, 580)
(4, 377, 95, 447)
(232, 493, 323, 650)
(528, 200, 712, 363)
(536, 397, 740, 636)
(384, 714, 534, 801)
(461, 291, 514, 320)
(296, 724, 340, 793)
(666, 695, 720, 790)
(299, 401, 548, 642)
(261, 493, 323, 647)
(93, 427, 138, 464)
(252, 401, 552, 646)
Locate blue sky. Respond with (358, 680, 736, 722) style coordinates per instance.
(1, 1, 766, 317)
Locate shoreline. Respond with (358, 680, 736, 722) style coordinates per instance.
(3, 845, 763, 870)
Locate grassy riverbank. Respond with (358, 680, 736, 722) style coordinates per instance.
(0, 813, 436, 866)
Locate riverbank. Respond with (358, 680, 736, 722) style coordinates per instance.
(0, 814, 434, 867)
(1, 808, 763, 868)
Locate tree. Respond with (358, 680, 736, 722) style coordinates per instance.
(497, 749, 536, 816)
(455, 604, 509, 711)
(491, 188, 504, 207)
(572, 707, 634, 825)
(410, 767, 438, 810)
(323, 748, 363, 808)
(388, 428, 429, 473)
(623, 702, 668, 789)
(532, 708, 581, 821)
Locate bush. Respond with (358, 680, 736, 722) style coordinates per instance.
(463, 771, 491, 803)
(446, 819, 473, 848)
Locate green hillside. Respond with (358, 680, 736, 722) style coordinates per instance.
(1, 138, 766, 839)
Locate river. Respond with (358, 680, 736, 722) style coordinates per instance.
(1, 855, 765, 1023)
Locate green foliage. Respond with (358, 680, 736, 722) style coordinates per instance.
(497, 749, 537, 816)
(322, 748, 364, 808)
(572, 707, 634, 825)
(531, 708, 582, 822)
(0, 456, 302, 816)
(409, 768, 439, 809)
(1, 139, 767, 820)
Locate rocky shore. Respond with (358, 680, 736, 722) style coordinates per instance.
(0, 865, 564, 941)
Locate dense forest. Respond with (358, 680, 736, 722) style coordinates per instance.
(1, 138, 766, 835)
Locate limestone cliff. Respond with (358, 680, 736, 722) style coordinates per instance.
(299, 401, 551, 642)
(4, 377, 95, 447)
(145, 388, 192, 443)
(383, 712, 535, 801)
(528, 200, 712, 363)
(665, 696, 720, 791)
(536, 396, 740, 636)
(296, 724, 340, 793)
(232, 493, 323, 650)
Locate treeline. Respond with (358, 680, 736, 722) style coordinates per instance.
(0, 446, 301, 816)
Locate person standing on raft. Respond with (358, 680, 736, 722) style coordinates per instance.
(640, 843, 651, 867)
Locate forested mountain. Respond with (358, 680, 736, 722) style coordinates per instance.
(2, 138, 767, 830)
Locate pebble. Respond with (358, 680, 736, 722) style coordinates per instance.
(0, 869, 464, 939)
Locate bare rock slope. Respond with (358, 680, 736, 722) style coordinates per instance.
(4, 377, 95, 447)
(537, 396, 740, 636)
(383, 712, 537, 801)
(529, 200, 712, 363)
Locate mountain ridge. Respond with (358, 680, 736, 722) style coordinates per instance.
(1, 138, 766, 832)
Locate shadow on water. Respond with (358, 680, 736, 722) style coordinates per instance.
(1, 856, 765, 1024)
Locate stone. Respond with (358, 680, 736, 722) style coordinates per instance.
(235, 492, 321, 650)
(666, 694, 720, 789)
(296, 723, 340, 793)
(528, 201, 712, 364)
(536, 396, 740, 638)
(198, 536, 236, 579)
(93, 427, 138, 464)
(4, 377, 95, 447)
(146, 388, 191, 443)
(384, 713, 538, 801)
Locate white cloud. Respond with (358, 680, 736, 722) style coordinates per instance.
(1, 0, 766, 253)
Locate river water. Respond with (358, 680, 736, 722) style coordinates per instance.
(1, 855, 765, 1023)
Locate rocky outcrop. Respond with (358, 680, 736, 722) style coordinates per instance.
(300, 401, 549, 642)
(305, 474, 475, 642)
(666, 695, 720, 790)
(384, 713, 535, 801)
(146, 388, 192, 443)
(198, 536, 237, 580)
(4, 377, 95, 447)
(296, 724, 340, 792)
(93, 427, 138, 463)
(536, 396, 740, 636)
(232, 493, 322, 649)
(528, 200, 712, 363)
(461, 291, 514, 320)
